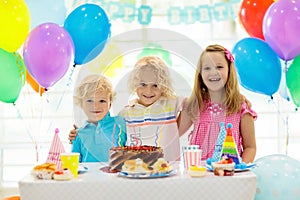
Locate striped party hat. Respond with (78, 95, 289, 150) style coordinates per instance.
(46, 128, 65, 169)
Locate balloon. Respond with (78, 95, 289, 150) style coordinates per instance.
(0, 49, 26, 103)
(263, 0, 300, 61)
(23, 23, 74, 89)
(87, 43, 124, 77)
(238, 0, 274, 40)
(26, 70, 45, 96)
(232, 37, 281, 96)
(252, 154, 300, 200)
(0, 0, 30, 52)
(286, 55, 300, 107)
(137, 43, 173, 66)
(25, 0, 67, 30)
(64, 4, 111, 65)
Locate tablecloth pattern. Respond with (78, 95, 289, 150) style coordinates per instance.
(19, 163, 257, 200)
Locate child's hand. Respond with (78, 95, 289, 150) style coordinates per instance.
(68, 124, 78, 144)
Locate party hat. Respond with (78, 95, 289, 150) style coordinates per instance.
(211, 122, 227, 162)
(46, 128, 66, 169)
(220, 123, 241, 164)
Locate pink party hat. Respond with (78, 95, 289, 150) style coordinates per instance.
(46, 128, 66, 169)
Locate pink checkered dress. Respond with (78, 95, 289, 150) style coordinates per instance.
(189, 101, 257, 160)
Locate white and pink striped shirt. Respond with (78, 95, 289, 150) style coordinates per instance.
(119, 96, 184, 161)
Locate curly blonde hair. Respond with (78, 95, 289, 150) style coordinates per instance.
(185, 44, 242, 119)
(73, 74, 116, 108)
(128, 56, 175, 97)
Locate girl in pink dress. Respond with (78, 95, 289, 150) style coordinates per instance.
(178, 44, 257, 163)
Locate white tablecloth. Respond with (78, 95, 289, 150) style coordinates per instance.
(19, 162, 257, 200)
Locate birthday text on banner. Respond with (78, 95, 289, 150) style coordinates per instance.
(68, 0, 241, 25)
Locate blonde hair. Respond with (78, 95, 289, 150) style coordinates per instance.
(128, 56, 175, 97)
(73, 74, 115, 108)
(186, 44, 242, 119)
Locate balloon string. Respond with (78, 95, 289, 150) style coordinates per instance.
(285, 115, 289, 155)
(47, 66, 76, 132)
(55, 65, 76, 111)
(13, 104, 39, 162)
(268, 98, 292, 155)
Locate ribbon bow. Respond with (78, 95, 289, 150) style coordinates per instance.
(225, 49, 234, 63)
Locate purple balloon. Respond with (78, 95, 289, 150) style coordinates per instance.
(263, 0, 300, 61)
(23, 23, 74, 89)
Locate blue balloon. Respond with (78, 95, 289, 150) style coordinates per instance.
(252, 154, 300, 200)
(232, 37, 282, 96)
(64, 4, 111, 65)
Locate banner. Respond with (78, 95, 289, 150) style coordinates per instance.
(67, 0, 241, 25)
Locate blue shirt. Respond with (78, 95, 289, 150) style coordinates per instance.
(71, 112, 127, 162)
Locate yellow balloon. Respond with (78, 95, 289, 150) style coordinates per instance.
(104, 56, 124, 77)
(0, 0, 30, 52)
(87, 44, 124, 77)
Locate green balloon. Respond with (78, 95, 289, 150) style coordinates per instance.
(137, 43, 172, 66)
(287, 55, 300, 107)
(0, 48, 26, 104)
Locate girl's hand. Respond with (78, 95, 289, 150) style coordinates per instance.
(68, 124, 78, 144)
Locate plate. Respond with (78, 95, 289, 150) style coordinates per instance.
(118, 170, 176, 179)
(206, 163, 256, 172)
(78, 166, 88, 174)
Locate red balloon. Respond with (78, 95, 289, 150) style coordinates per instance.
(238, 0, 274, 40)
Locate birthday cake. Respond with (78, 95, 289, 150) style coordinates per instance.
(189, 165, 207, 177)
(212, 157, 235, 176)
(121, 158, 172, 174)
(108, 146, 164, 172)
(31, 162, 56, 180)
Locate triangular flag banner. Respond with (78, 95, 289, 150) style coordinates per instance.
(211, 122, 227, 162)
(220, 123, 241, 164)
(46, 128, 65, 169)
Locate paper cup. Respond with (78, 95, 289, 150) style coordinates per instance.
(182, 145, 202, 170)
(182, 145, 199, 151)
(60, 152, 79, 178)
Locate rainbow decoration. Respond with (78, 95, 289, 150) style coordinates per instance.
(220, 123, 241, 164)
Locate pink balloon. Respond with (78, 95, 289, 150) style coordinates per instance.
(263, 0, 300, 61)
(23, 23, 74, 89)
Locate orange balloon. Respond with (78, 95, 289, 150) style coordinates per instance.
(26, 70, 45, 96)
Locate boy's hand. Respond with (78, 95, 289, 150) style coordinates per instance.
(68, 124, 78, 144)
